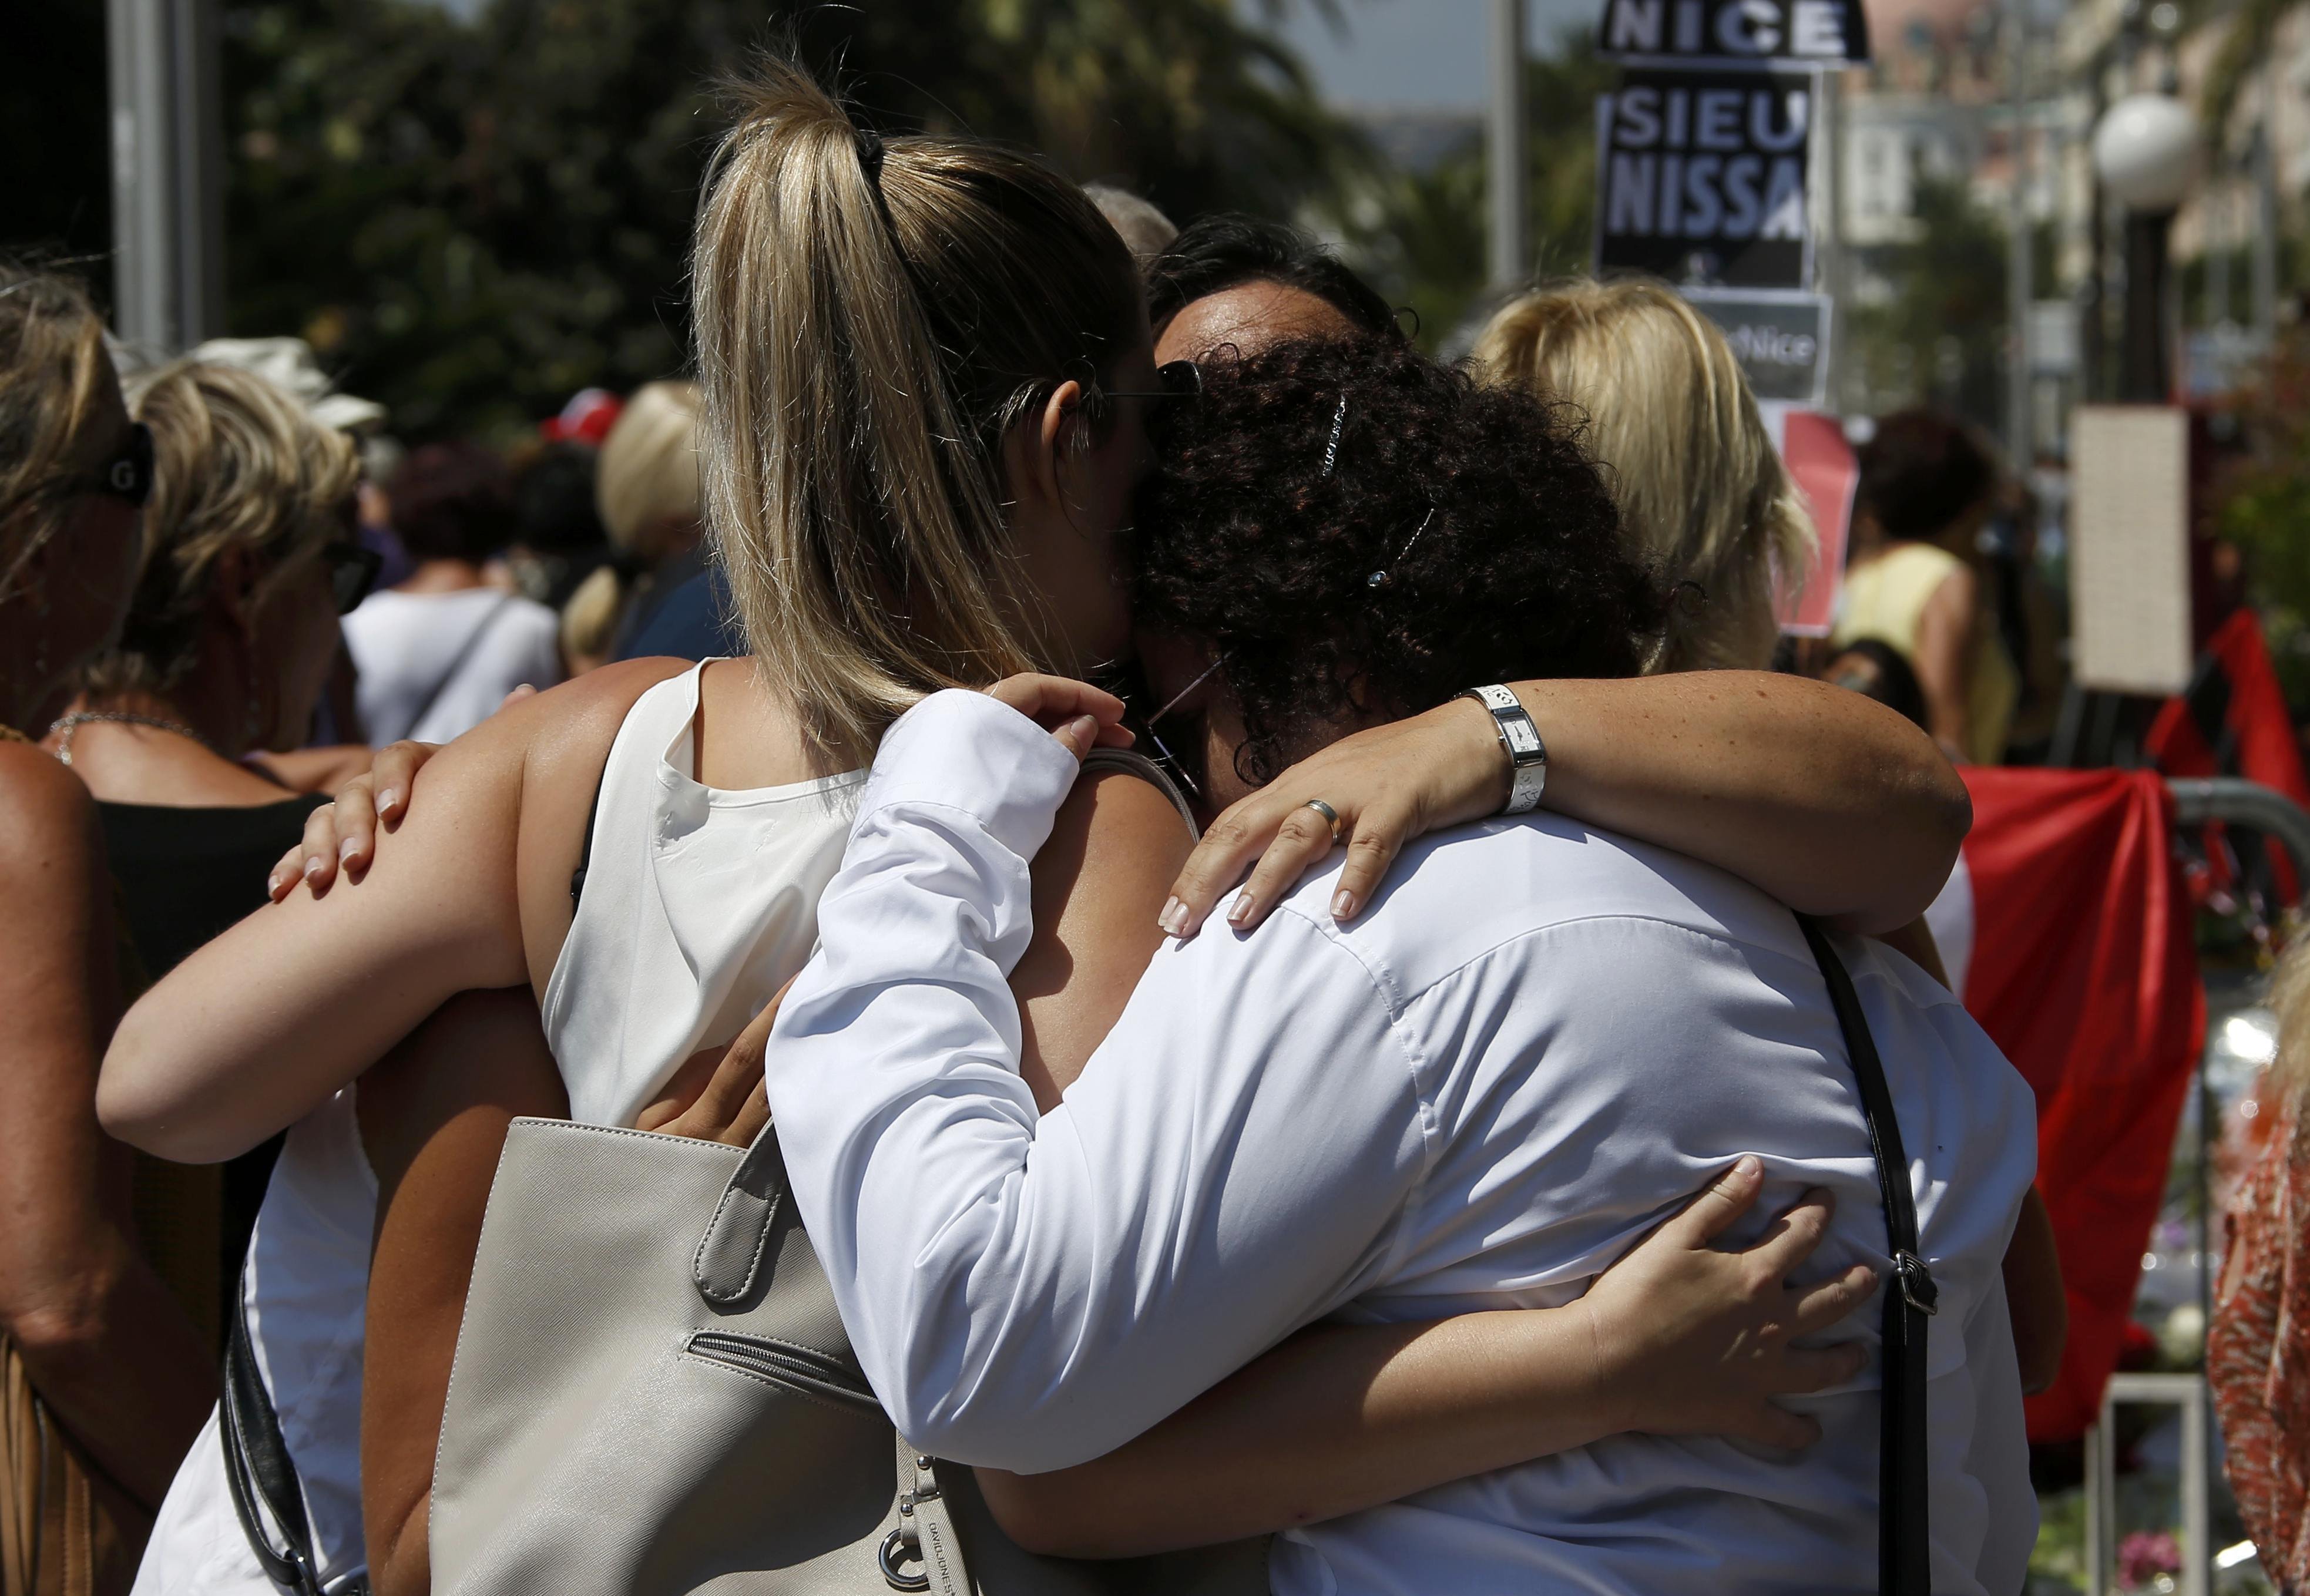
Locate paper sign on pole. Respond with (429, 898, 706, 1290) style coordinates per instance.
(1594, 68, 1815, 290)
(2069, 406, 2193, 695)
(1760, 402, 1858, 636)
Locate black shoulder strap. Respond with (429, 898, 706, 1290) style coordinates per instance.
(569, 755, 612, 908)
(219, 1276, 368, 1594)
(401, 593, 515, 740)
(1797, 914, 1934, 1596)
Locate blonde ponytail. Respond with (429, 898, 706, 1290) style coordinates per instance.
(692, 59, 1141, 758)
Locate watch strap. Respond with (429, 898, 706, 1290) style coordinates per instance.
(1458, 686, 1547, 814)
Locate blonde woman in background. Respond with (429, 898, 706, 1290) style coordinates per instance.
(1472, 277, 1810, 675)
(2212, 943, 2310, 1591)
(1469, 274, 2066, 1394)
(0, 264, 212, 1596)
(43, 361, 374, 1366)
(558, 379, 718, 670)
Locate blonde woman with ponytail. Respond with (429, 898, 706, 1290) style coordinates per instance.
(103, 62, 1970, 1594)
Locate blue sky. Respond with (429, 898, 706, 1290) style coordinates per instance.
(1257, 0, 1596, 110)
(419, 0, 1594, 111)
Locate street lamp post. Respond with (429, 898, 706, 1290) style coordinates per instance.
(106, 0, 226, 352)
(2091, 92, 2198, 402)
(1488, 0, 1529, 290)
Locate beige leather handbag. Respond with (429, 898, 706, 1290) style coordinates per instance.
(428, 1113, 1271, 1595)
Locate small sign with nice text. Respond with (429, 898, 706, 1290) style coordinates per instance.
(1597, 0, 1869, 64)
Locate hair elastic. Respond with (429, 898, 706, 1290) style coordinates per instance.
(854, 129, 886, 185)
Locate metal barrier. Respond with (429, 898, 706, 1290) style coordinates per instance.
(2074, 777, 2310, 1594)
(2085, 1374, 2211, 1596)
(2168, 777, 2310, 877)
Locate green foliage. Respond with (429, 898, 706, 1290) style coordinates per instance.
(2200, 0, 2286, 147)
(1329, 28, 1611, 353)
(1844, 172, 2009, 429)
(2212, 323, 2310, 708)
(0, 0, 112, 270)
(9, 0, 1359, 441)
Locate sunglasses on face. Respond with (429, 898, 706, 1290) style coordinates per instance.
(80, 422, 153, 508)
(319, 539, 382, 615)
(1139, 651, 1230, 804)
(1101, 359, 1203, 414)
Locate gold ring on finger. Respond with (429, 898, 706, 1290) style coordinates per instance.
(1302, 798, 1344, 844)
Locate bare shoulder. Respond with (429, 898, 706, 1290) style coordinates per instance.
(1017, 765, 1197, 1101)
(513, 657, 690, 788)
(1036, 764, 1197, 898)
(1927, 557, 1980, 610)
(0, 737, 102, 891)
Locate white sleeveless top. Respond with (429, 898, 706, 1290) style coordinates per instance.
(134, 1091, 377, 1595)
(542, 661, 867, 1125)
(135, 663, 867, 1594)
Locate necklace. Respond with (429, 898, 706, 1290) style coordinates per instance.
(48, 710, 211, 768)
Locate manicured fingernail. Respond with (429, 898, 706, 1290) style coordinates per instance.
(378, 788, 401, 817)
(1159, 897, 1188, 936)
(338, 836, 358, 863)
(1227, 891, 1254, 926)
(267, 873, 283, 896)
(304, 858, 325, 881)
(1733, 1154, 1762, 1180)
(1066, 714, 1097, 745)
(1331, 888, 1356, 920)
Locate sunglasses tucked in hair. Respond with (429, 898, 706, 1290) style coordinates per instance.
(86, 421, 155, 508)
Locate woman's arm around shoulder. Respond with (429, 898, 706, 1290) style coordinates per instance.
(979, 1159, 1875, 1557)
(1172, 671, 1970, 940)
(99, 658, 686, 1162)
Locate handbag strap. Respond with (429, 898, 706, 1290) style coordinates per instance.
(693, 1118, 790, 1306)
(877, 1437, 973, 1596)
(1797, 914, 1935, 1596)
(219, 1278, 360, 1595)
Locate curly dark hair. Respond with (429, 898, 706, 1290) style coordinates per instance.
(1133, 338, 1664, 787)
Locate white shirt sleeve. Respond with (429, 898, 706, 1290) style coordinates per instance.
(765, 691, 1431, 1473)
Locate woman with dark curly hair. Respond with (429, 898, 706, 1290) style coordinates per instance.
(1129, 337, 1661, 800)
(765, 336, 2040, 1593)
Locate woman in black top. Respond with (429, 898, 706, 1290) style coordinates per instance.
(41, 358, 374, 1317)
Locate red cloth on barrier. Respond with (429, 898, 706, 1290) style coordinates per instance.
(1950, 767, 2205, 1443)
(2147, 607, 2310, 902)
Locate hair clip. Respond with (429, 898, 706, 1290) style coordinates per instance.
(1319, 395, 1348, 479)
(1367, 506, 1438, 590)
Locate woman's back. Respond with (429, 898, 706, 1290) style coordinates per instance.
(1834, 543, 2018, 764)
(343, 586, 562, 746)
(545, 661, 864, 1126)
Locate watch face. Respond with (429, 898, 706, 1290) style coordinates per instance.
(1503, 718, 1545, 761)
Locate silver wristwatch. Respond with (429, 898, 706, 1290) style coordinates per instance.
(1457, 684, 1547, 814)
